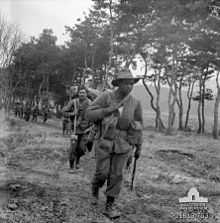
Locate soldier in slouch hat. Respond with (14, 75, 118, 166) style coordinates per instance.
(86, 69, 143, 219)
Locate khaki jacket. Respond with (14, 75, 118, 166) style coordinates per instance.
(86, 91, 143, 154)
(62, 97, 91, 134)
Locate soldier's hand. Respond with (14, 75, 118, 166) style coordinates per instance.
(69, 112, 76, 116)
(103, 104, 122, 116)
(134, 146, 141, 159)
(63, 112, 75, 117)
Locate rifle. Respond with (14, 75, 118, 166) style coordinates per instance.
(130, 156, 137, 191)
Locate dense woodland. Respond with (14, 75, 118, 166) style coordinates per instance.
(0, 0, 220, 137)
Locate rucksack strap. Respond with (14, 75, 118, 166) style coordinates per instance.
(73, 99, 79, 134)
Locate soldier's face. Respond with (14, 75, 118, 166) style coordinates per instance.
(117, 80, 135, 95)
(70, 86, 78, 97)
(78, 89, 87, 100)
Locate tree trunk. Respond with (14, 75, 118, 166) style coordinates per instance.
(91, 47, 97, 69)
(178, 81, 183, 130)
(154, 75, 165, 131)
(155, 110, 165, 131)
(38, 80, 44, 101)
(84, 55, 88, 69)
(178, 105, 183, 130)
(213, 72, 220, 139)
(105, 0, 114, 90)
(142, 78, 165, 131)
(46, 74, 49, 94)
(39, 73, 47, 103)
(142, 78, 157, 112)
(185, 80, 195, 129)
(213, 88, 220, 139)
(197, 100, 202, 134)
(201, 78, 205, 133)
(91, 53, 95, 70)
(166, 74, 178, 134)
(197, 77, 202, 134)
(167, 87, 175, 134)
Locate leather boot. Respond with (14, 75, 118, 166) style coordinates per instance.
(103, 196, 121, 219)
(69, 159, 74, 169)
(91, 185, 99, 205)
(75, 157, 80, 169)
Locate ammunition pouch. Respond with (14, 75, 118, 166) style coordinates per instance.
(101, 115, 119, 140)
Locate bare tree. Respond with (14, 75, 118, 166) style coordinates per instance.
(0, 14, 22, 115)
(141, 53, 166, 131)
(184, 76, 196, 129)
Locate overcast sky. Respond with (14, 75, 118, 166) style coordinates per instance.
(0, 0, 93, 44)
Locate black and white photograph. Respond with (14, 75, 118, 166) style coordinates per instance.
(0, 0, 220, 222)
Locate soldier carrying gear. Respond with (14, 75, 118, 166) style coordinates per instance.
(14, 102, 20, 117)
(24, 102, 32, 122)
(42, 104, 49, 123)
(62, 113, 72, 135)
(62, 86, 92, 171)
(18, 102, 24, 119)
(62, 86, 79, 135)
(86, 69, 143, 219)
(32, 104, 39, 122)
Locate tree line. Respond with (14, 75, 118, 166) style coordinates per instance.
(0, 0, 220, 138)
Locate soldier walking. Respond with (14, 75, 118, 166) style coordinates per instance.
(86, 69, 143, 219)
(32, 104, 39, 122)
(18, 102, 24, 119)
(62, 86, 78, 135)
(13, 102, 19, 117)
(24, 102, 31, 121)
(62, 115, 71, 135)
(62, 86, 92, 170)
(42, 105, 49, 123)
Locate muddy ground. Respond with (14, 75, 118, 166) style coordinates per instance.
(0, 111, 220, 222)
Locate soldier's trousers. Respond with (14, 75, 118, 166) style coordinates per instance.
(69, 134, 88, 167)
(92, 141, 129, 198)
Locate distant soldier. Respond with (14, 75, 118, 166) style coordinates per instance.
(18, 102, 24, 119)
(86, 70, 143, 219)
(62, 101, 72, 135)
(62, 118, 72, 135)
(62, 86, 78, 135)
(62, 86, 92, 170)
(24, 102, 32, 121)
(42, 105, 49, 123)
(13, 102, 19, 117)
(32, 104, 39, 122)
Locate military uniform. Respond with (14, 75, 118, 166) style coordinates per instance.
(62, 97, 91, 169)
(86, 70, 143, 218)
(87, 90, 143, 194)
(14, 103, 19, 117)
(62, 116, 71, 135)
(42, 105, 49, 123)
(18, 103, 24, 119)
(32, 105, 39, 122)
(24, 103, 31, 121)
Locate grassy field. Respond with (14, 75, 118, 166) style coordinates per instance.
(132, 84, 217, 133)
(0, 111, 220, 222)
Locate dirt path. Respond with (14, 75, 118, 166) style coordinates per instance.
(0, 110, 9, 139)
(1, 114, 220, 222)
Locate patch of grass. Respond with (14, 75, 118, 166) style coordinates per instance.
(7, 118, 17, 127)
(148, 133, 156, 139)
(155, 149, 195, 162)
(3, 132, 29, 150)
(209, 174, 220, 182)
